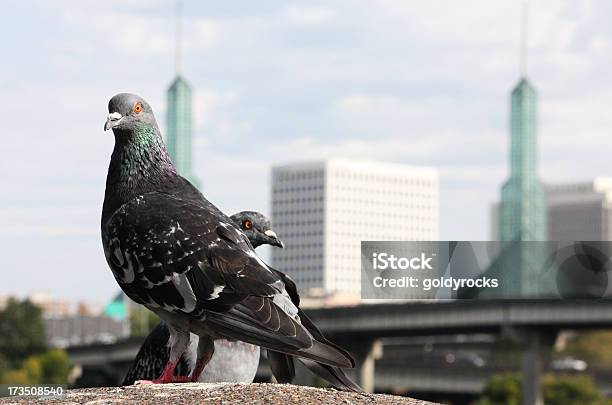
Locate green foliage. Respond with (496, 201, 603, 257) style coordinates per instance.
(0, 349, 72, 385)
(0, 298, 72, 385)
(22, 356, 43, 383)
(475, 373, 610, 405)
(0, 353, 7, 377)
(474, 373, 521, 405)
(129, 307, 159, 337)
(0, 298, 47, 368)
(542, 374, 604, 405)
(563, 330, 612, 368)
(38, 349, 72, 384)
(1, 369, 30, 385)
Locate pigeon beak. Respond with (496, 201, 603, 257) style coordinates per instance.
(104, 112, 123, 131)
(264, 230, 284, 248)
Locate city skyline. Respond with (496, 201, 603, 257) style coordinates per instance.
(2, 1, 612, 302)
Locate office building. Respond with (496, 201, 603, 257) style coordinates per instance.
(271, 158, 438, 295)
(546, 178, 612, 240)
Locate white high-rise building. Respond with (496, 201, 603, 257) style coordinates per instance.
(270, 158, 438, 295)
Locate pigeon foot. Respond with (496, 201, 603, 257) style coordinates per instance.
(135, 375, 192, 384)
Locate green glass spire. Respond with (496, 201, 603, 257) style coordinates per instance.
(166, 75, 199, 188)
(499, 78, 546, 241)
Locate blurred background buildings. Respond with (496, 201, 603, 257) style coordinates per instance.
(165, 3, 198, 188)
(546, 178, 612, 241)
(271, 158, 438, 295)
(498, 78, 546, 242)
(166, 76, 199, 188)
(491, 178, 612, 241)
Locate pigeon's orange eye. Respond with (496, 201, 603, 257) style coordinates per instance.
(243, 220, 253, 230)
(133, 102, 142, 113)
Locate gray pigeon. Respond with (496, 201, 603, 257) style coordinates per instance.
(229, 211, 284, 249)
(122, 212, 359, 390)
(101, 93, 355, 385)
(122, 211, 281, 386)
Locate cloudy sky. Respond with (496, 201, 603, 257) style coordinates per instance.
(1, 0, 611, 304)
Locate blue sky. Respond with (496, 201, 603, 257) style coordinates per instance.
(2, 0, 612, 304)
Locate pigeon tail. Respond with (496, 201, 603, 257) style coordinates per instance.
(298, 358, 363, 392)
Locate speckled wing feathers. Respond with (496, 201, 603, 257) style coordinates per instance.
(102, 191, 353, 369)
(102, 192, 284, 313)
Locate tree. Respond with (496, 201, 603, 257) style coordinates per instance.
(0, 349, 72, 385)
(0, 298, 72, 385)
(474, 373, 521, 405)
(543, 374, 602, 405)
(0, 298, 47, 368)
(475, 373, 611, 405)
(1, 369, 30, 385)
(38, 349, 72, 384)
(0, 353, 7, 378)
(21, 356, 43, 383)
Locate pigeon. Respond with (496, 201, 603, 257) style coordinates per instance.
(122, 211, 280, 386)
(101, 93, 356, 387)
(229, 211, 284, 249)
(121, 211, 359, 391)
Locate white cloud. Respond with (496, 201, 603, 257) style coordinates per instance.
(193, 90, 240, 132)
(191, 20, 223, 50)
(283, 5, 336, 25)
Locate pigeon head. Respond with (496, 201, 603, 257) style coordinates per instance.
(104, 93, 158, 133)
(230, 211, 284, 249)
(101, 93, 177, 223)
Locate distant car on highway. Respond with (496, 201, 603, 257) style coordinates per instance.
(444, 351, 487, 368)
(551, 357, 587, 371)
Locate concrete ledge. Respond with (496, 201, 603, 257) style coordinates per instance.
(0, 383, 438, 405)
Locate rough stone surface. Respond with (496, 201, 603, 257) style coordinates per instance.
(0, 383, 438, 405)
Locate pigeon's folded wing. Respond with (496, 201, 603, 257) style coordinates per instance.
(102, 192, 283, 312)
(205, 295, 353, 368)
(102, 192, 353, 369)
(265, 267, 360, 388)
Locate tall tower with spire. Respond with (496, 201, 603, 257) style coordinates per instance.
(499, 3, 546, 241)
(166, 0, 199, 188)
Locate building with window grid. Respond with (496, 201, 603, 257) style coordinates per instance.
(270, 158, 438, 295)
(546, 178, 612, 241)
